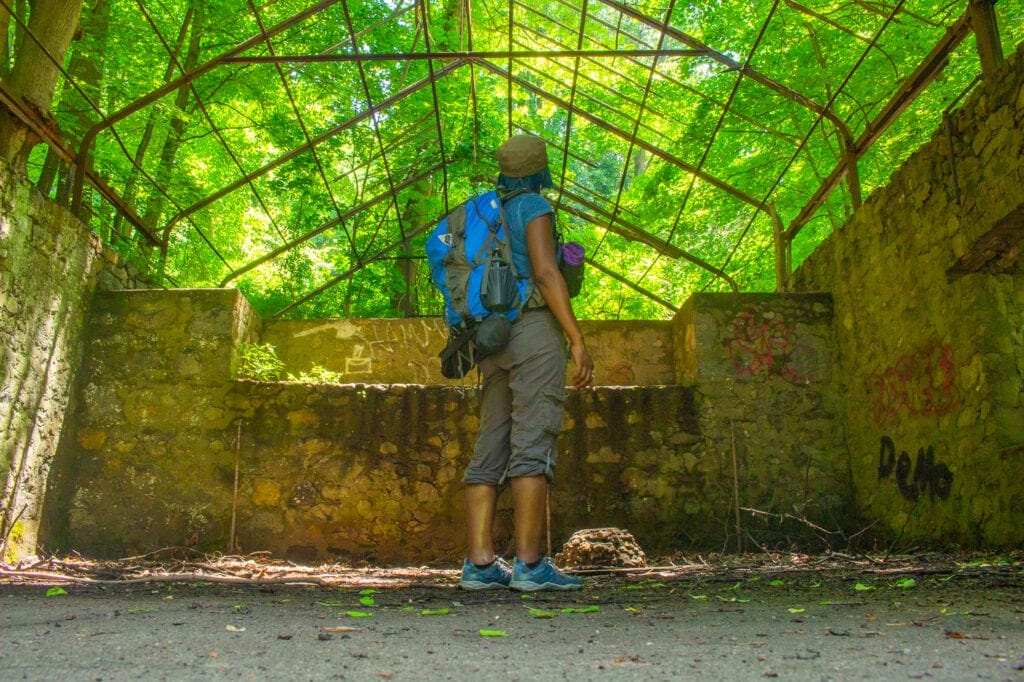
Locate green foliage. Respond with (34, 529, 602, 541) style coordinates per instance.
(236, 343, 285, 381)
(34, 0, 1024, 319)
(237, 342, 344, 383)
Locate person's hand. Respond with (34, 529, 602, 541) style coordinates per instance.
(569, 340, 594, 389)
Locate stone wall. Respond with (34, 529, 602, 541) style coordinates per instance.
(41, 290, 258, 558)
(790, 46, 1024, 545)
(0, 169, 143, 561)
(262, 318, 675, 387)
(41, 289, 849, 562)
(674, 293, 852, 548)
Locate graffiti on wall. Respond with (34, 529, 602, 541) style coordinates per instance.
(877, 436, 953, 501)
(725, 305, 808, 381)
(867, 342, 959, 428)
(292, 319, 446, 382)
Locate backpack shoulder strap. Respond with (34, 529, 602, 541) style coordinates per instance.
(496, 187, 529, 204)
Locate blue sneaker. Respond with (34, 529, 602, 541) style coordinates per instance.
(510, 557, 583, 592)
(459, 557, 512, 590)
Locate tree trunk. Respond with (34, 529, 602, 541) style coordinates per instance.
(0, 0, 85, 169)
(393, 178, 434, 316)
(115, 4, 194, 241)
(0, 7, 12, 79)
(35, 0, 107, 201)
(145, 0, 205, 240)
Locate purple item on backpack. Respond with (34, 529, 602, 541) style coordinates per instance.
(561, 241, 585, 266)
(559, 241, 585, 298)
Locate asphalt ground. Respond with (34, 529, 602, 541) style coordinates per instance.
(1, 554, 1022, 681)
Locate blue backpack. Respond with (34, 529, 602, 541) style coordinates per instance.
(426, 189, 529, 377)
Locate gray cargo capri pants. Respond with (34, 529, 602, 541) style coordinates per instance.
(463, 309, 568, 485)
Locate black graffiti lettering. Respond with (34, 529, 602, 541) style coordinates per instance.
(895, 451, 918, 501)
(931, 463, 953, 499)
(876, 437, 953, 501)
(878, 436, 896, 479)
(913, 445, 953, 500)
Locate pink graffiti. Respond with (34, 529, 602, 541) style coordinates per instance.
(868, 342, 960, 427)
(725, 308, 803, 381)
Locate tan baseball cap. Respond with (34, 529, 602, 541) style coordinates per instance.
(497, 135, 549, 178)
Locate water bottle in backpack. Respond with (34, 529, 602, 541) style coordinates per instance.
(480, 249, 521, 313)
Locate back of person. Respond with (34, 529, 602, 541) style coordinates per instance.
(458, 134, 594, 593)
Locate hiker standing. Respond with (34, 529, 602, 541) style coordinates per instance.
(459, 134, 595, 591)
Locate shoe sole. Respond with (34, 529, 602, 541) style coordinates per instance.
(459, 580, 510, 590)
(510, 580, 582, 592)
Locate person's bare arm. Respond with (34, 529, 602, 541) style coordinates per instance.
(525, 214, 594, 389)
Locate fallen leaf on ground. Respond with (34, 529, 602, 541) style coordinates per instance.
(526, 608, 558, 619)
(945, 629, 988, 640)
(45, 587, 67, 597)
(345, 611, 373, 618)
(226, 625, 245, 632)
(561, 606, 600, 614)
(479, 629, 508, 637)
(420, 608, 449, 616)
(322, 626, 363, 633)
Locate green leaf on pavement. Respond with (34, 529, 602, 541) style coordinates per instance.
(45, 587, 68, 597)
(527, 608, 558, 618)
(479, 629, 508, 637)
(345, 610, 373, 618)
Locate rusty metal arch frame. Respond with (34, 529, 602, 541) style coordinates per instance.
(13, 0, 1004, 315)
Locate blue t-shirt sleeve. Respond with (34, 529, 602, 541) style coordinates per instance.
(503, 192, 554, 281)
(510, 193, 553, 228)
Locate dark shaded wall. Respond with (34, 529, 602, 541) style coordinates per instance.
(790, 45, 1024, 545)
(0, 171, 143, 561)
